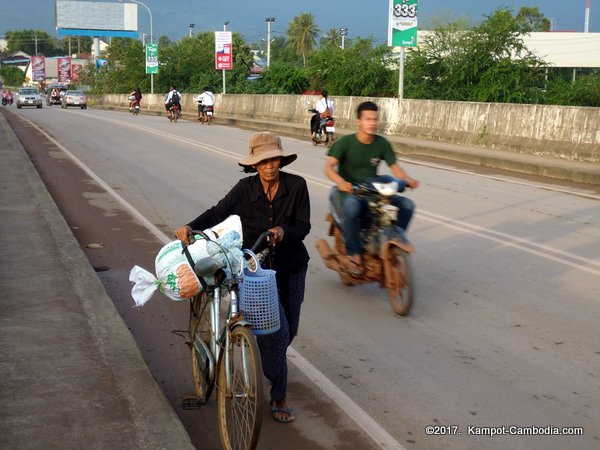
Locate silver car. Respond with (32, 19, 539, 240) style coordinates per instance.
(61, 90, 87, 109)
(16, 87, 43, 109)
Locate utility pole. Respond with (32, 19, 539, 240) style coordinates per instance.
(34, 34, 38, 54)
(189, 23, 195, 38)
(265, 17, 275, 67)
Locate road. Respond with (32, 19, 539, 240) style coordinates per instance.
(6, 105, 600, 450)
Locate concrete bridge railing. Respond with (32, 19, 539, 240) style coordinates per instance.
(98, 94, 600, 163)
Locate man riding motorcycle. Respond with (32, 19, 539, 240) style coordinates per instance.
(323, 101, 419, 277)
(194, 86, 215, 122)
(164, 86, 182, 118)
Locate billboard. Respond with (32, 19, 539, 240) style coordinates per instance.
(388, 0, 419, 47)
(215, 31, 233, 70)
(56, 0, 139, 38)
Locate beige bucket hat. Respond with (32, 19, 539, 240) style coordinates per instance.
(238, 132, 297, 172)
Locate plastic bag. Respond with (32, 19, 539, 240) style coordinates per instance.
(129, 215, 243, 307)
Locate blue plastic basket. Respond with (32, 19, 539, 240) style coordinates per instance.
(239, 250, 280, 335)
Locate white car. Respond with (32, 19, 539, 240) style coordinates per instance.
(16, 87, 43, 109)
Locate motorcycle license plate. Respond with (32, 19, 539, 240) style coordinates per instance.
(326, 126, 335, 132)
(207, 111, 213, 116)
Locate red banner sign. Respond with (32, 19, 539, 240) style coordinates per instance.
(58, 57, 72, 83)
(71, 63, 83, 82)
(31, 56, 46, 82)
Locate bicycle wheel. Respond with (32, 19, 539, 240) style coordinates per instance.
(190, 293, 215, 403)
(217, 326, 263, 450)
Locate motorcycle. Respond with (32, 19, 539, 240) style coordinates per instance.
(2, 93, 13, 107)
(199, 104, 214, 125)
(309, 108, 336, 146)
(316, 175, 415, 316)
(129, 96, 140, 115)
(169, 103, 181, 123)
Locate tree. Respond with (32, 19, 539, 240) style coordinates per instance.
(307, 38, 395, 97)
(405, 8, 548, 103)
(257, 63, 308, 94)
(287, 13, 319, 67)
(0, 65, 25, 86)
(320, 28, 342, 50)
(515, 6, 551, 32)
(6, 30, 60, 56)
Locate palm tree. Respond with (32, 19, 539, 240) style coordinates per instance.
(320, 28, 341, 50)
(287, 13, 319, 67)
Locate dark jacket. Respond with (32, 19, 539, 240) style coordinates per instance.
(187, 171, 311, 274)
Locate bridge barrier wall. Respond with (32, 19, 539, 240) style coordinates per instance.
(99, 94, 600, 163)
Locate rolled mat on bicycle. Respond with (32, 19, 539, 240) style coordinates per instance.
(129, 215, 244, 307)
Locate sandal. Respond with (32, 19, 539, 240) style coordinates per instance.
(271, 405, 295, 423)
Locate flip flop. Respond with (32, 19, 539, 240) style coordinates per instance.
(271, 406, 295, 423)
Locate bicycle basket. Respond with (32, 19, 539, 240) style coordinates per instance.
(239, 250, 280, 335)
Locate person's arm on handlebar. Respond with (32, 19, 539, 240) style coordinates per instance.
(391, 163, 419, 189)
(324, 156, 353, 193)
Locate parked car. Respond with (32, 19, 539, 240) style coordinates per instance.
(61, 90, 87, 109)
(16, 87, 43, 109)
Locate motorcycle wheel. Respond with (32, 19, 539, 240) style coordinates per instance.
(385, 247, 413, 316)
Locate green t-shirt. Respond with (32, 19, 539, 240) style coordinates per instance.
(328, 134, 397, 184)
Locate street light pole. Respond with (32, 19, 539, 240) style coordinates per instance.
(265, 17, 275, 67)
(339, 28, 348, 49)
(125, 0, 154, 94)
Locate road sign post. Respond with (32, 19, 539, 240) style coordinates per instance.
(388, 0, 419, 99)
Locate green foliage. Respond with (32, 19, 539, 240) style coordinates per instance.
(307, 38, 395, 97)
(0, 65, 25, 86)
(544, 73, 600, 107)
(405, 7, 547, 103)
(257, 63, 308, 94)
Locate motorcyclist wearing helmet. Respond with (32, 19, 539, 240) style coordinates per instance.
(323, 101, 419, 277)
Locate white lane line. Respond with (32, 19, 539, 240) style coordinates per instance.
(22, 114, 404, 450)
(397, 156, 600, 201)
(288, 348, 405, 450)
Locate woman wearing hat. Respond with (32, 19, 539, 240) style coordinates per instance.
(175, 131, 310, 423)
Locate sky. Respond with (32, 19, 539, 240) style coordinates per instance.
(1, 0, 598, 47)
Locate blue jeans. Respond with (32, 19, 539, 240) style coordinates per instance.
(339, 191, 415, 257)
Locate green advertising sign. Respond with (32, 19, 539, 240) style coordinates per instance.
(388, 0, 419, 47)
(145, 43, 159, 75)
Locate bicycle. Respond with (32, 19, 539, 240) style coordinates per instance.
(183, 230, 275, 450)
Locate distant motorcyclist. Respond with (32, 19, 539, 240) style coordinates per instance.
(323, 101, 419, 277)
(194, 86, 215, 121)
(164, 86, 182, 117)
(129, 87, 142, 111)
(311, 90, 334, 141)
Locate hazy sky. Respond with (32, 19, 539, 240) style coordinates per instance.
(1, 0, 598, 45)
